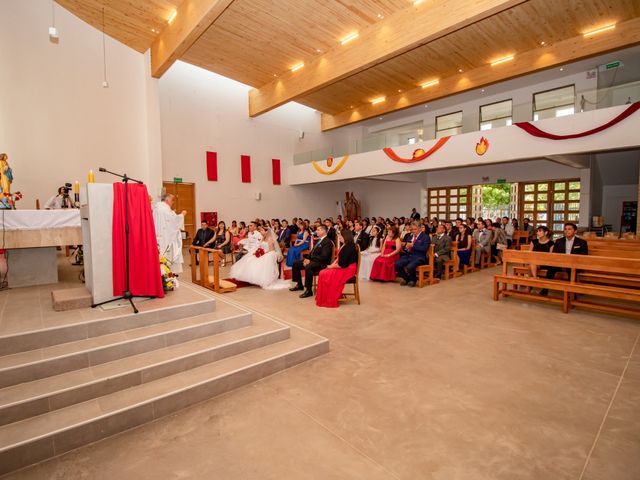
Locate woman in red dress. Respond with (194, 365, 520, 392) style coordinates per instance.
(315, 229, 358, 308)
(370, 226, 401, 281)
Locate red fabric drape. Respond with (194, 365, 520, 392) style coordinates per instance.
(272, 159, 281, 185)
(383, 136, 450, 163)
(112, 183, 164, 298)
(241, 155, 251, 183)
(206, 151, 218, 181)
(515, 101, 640, 140)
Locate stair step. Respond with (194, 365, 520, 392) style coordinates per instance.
(0, 315, 290, 425)
(0, 304, 251, 389)
(0, 321, 329, 475)
(0, 297, 216, 356)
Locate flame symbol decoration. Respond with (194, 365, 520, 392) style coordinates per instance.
(476, 137, 489, 156)
(326, 156, 333, 167)
(412, 148, 426, 159)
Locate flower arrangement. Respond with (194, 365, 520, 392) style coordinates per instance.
(0, 191, 21, 209)
(254, 247, 265, 258)
(160, 250, 179, 291)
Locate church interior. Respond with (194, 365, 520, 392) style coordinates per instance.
(1, 0, 640, 478)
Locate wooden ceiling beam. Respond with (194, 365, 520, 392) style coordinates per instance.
(320, 17, 640, 131)
(248, 0, 526, 117)
(150, 0, 234, 79)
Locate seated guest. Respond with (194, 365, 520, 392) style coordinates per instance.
(501, 216, 514, 247)
(208, 221, 232, 253)
(353, 221, 370, 251)
(528, 225, 554, 279)
(401, 225, 414, 252)
(290, 225, 334, 298)
(233, 221, 247, 250)
(456, 224, 473, 270)
(491, 222, 508, 265)
(433, 224, 452, 278)
(370, 225, 402, 282)
(363, 218, 372, 235)
(277, 219, 291, 247)
(285, 220, 310, 267)
(444, 221, 457, 241)
(541, 222, 588, 292)
(473, 221, 492, 266)
(522, 218, 534, 238)
(316, 229, 359, 308)
(192, 220, 214, 247)
(410, 208, 420, 221)
(229, 220, 239, 237)
(394, 222, 430, 287)
(359, 226, 382, 280)
(289, 218, 299, 234)
(324, 218, 337, 244)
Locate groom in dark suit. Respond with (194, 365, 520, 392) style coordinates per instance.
(290, 225, 334, 298)
(394, 222, 430, 287)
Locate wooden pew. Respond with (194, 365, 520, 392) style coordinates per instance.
(443, 241, 459, 280)
(416, 245, 437, 288)
(494, 250, 640, 317)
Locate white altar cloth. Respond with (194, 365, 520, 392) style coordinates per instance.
(0, 209, 81, 231)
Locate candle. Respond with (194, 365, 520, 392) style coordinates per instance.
(88, 169, 94, 183)
(74, 181, 79, 194)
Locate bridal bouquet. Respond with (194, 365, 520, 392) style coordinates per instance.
(160, 249, 179, 291)
(254, 247, 265, 258)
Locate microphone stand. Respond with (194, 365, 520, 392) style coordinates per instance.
(91, 168, 154, 314)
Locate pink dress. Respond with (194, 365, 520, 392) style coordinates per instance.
(369, 240, 399, 281)
(315, 261, 357, 308)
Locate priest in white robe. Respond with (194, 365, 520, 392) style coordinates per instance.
(153, 193, 186, 274)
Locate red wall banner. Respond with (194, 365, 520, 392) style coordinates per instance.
(241, 155, 251, 183)
(206, 151, 217, 181)
(272, 159, 281, 185)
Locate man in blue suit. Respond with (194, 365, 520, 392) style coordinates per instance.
(395, 222, 430, 287)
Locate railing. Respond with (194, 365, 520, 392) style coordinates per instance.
(293, 79, 640, 165)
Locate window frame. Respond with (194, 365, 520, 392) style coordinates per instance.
(532, 84, 576, 121)
(435, 110, 463, 138)
(479, 99, 513, 131)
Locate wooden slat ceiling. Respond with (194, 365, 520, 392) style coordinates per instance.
(56, 0, 640, 129)
(298, 0, 640, 114)
(55, 0, 184, 53)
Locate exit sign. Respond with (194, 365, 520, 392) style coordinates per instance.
(496, 178, 507, 184)
(173, 177, 183, 183)
(598, 61, 623, 72)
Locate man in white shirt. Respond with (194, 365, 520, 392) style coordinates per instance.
(236, 221, 262, 260)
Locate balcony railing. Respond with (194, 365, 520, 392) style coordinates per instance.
(292, 79, 640, 165)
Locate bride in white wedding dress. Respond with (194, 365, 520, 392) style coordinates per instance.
(230, 227, 289, 289)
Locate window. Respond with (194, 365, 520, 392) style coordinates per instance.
(533, 85, 575, 121)
(436, 111, 463, 138)
(480, 100, 512, 130)
(428, 186, 471, 220)
(520, 179, 580, 238)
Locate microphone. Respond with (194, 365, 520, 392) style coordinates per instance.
(98, 167, 107, 172)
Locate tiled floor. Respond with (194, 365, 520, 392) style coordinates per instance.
(3, 259, 639, 479)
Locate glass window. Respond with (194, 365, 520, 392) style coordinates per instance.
(436, 111, 463, 138)
(480, 100, 512, 131)
(533, 85, 575, 121)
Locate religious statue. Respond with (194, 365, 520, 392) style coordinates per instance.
(0, 153, 15, 209)
(343, 192, 361, 221)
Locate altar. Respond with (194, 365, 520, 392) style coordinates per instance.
(1, 209, 82, 287)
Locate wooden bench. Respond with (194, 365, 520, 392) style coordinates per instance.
(443, 241, 459, 280)
(494, 250, 640, 317)
(416, 245, 437, 288)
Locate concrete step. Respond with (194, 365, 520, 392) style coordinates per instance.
(0, 304, 250, 389)
(0, 296, 216, 356)
(0, 320, 328, 475)
(0, 315, 289, 426)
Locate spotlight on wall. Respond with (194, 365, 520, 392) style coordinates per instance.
(49, 1, 59, 44)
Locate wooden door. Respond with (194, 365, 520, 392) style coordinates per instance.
(162, 181, 196, 245)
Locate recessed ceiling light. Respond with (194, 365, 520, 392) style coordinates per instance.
(414, 0, 424, 5)
(458, 68, 463, 73)
(371, 96, 386, 105)
(273, 73, 277, 77)
(420, 79, 439, 89)
(424, 105, 428, 108)
(490, 55, 514, 66)
(341, 32, 359, 45)
(290, 62, 304, 73)
(350, 105, 354, 108)
(379, 117, 383, 120)
(540, 41, 545, 45)
(316, 48, 322, 53)
(583, 24, 616, 37)
(167, 9, 177, 24)
(377, 13, 384, 19)
(398, 89, 402, 93)
(481, 89, 485, 92)
(559, 67, 564, 71)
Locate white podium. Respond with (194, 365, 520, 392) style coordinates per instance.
(81, 183, 116, 304)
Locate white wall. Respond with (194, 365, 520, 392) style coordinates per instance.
(350, 179, 422, 218)
(158, 61, 355, 222)
(602, 184, 638, 232)
(0, 0, 160, 206)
